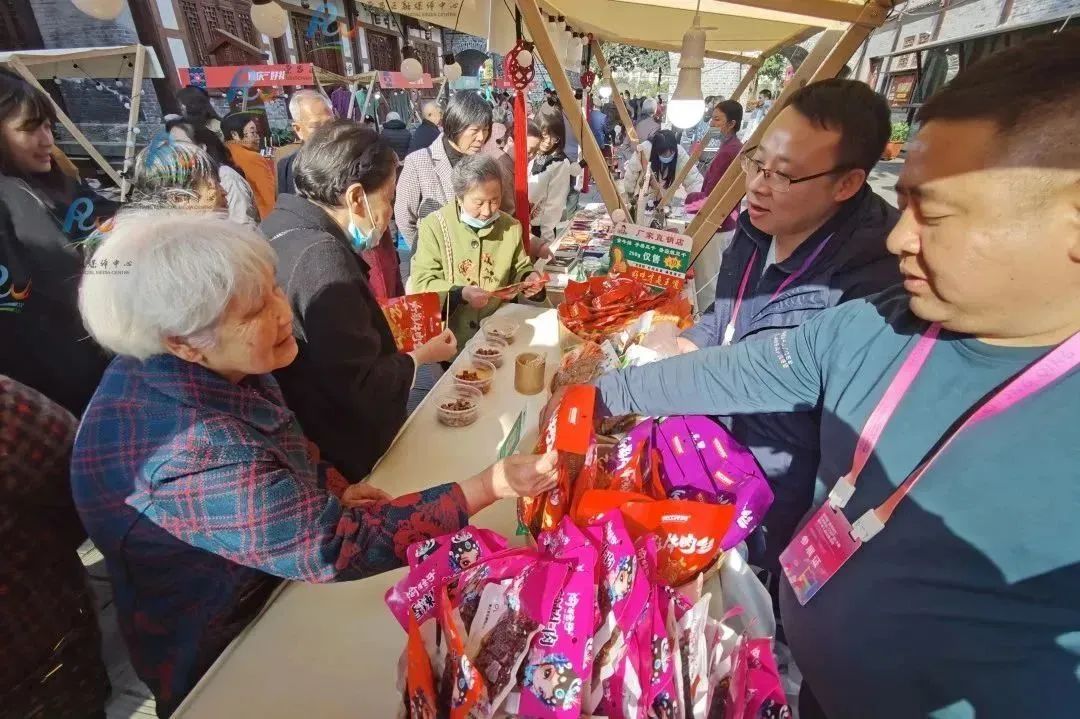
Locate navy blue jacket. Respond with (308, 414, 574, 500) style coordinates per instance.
(682, 185, 900, 571)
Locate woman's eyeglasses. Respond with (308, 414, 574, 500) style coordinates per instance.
(740, 146, 855, 192)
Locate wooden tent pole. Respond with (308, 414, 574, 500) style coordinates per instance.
(517, 0, 626, 214)
(591, 38, 638, 144)
(120, 44, 147, 202)
(686, 20, 876, 261)
(8, 58, 123, 188)
(729, 65, 759, 103)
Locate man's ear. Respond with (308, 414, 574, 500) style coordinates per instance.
(834, 168, 867, 203)
(1064, 181, 1080, 264)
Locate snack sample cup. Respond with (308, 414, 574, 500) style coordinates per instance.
(514, 352, 546, 395)
(436, 384, 483, 427)
(453, 359, 497, 394)
(470, 336, 509, 368)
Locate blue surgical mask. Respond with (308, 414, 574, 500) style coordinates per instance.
(347, 190, 380, 251)
(460, 208, 499, 230)
(659, 152, 676, 165)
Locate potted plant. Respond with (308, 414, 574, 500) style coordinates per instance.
(882, 121, 910, 160)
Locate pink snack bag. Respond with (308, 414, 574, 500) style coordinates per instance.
(387, 527, 509, 629)
(602, 536, 658, 719)
(641, 586, 675, 710)
(516, 518, 598, 719)
(582, 511, 652, 715)
(405, 526, 508, 570)
(724, 637, 790, 719)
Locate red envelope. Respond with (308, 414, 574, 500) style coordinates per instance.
(380, 292, 443, 352)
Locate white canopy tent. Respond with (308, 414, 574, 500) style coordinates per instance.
(0, 45, 165, 196)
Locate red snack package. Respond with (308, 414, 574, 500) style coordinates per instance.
(404, 615, 437, 719)
(519, 385, 597, 536)
(621, 500, 736, 586)
(380, 292, 443, 352)
(574, 489, 653, 527)
(436, 585, 487, 718)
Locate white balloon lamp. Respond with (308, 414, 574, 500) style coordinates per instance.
(249, 0, 288, 39)
(668, 15, 707, 129)
(71, 0, 125, 20)
(401, 47, 424, 82)
(442, 53, 462, 83)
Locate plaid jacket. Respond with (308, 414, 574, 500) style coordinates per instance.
(71, 354, 469, 714)
(0, 375, 107, 715)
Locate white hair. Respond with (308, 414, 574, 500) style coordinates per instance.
(385, 111, 401, 122)
(288, 89, 333, 121)
(422, 101, 440, 118)
(642, 98, 657, 115)
(79, 211, 277, 360)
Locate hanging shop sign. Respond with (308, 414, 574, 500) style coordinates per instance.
(178, 64, 315, 89)
(377, 70, 434, 89)
(609, 223, 692, 291)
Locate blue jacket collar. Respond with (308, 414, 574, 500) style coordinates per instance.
(139, 354, 292, 434)
(737, 183, 872, 274)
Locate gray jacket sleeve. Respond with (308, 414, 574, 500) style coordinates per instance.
(219, 165, 259, 226)
(594, 317, 826, 419)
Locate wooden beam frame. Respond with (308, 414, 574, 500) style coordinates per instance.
(729, 64, 759, 102)
(685, 26, 850, 258)
(518, 0, 626, 214)
(6, 57, 123, 188)
(621, 37, 762, 66)
(591, 38, 638, 144)
(120, 44, 148, 202)
(691, 0, 879, 25)
(686, 11, 881, 260)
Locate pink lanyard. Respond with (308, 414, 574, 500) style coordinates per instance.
(722, 233, 835, 346)
(829, 325, 1080, 542)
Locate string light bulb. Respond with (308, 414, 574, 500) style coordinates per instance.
(249, 0, 289, 38)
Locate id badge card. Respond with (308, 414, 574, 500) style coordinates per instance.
(780, 503, 862, 605)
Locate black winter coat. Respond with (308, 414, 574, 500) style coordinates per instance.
(260, 193, 415, 483)
(380, 120, 413, 160)
(407, 120, 440, 156)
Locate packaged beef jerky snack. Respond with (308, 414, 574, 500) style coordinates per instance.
(660, 597, 684, 719)
(677, 595, 710, 719)
(654, 417, 719, 504)
(447, 548, 539, 632)
(436, 585, 487, 719)
(602, 419, 655, 493)
(388, 527, 510, 629)
(574, 489, 653, 525)
(723, 638, 789, 719)
(581, 511, 651, 715)
(404, 615, 437, 719)
(515, 518, 597, 719)
(470, 561, 569, 717)
(622, 499, 735, 587)
(642, 586, 675, 710)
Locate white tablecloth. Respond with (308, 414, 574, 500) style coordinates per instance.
(173, 304, 562, 718)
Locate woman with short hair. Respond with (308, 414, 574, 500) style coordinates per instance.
(411, 154, 543, 345)
(395, 91, 513, 251)
(221, 111, 275, 219)
(262, 119, 457, 483)
(131, 139, 227, 211)
(72, 210, 559, 716)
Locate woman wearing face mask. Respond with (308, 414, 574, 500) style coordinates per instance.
(261, 120, 458, 483)
(411, 154, 543, 345)
(0, 68, 113, 415)
(395, 91, 514, 254)
(684, 100, 744, 231)
(526, 115, 573, 255)
(622, 129, 703, 208)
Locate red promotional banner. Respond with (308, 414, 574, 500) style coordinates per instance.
(380, 292, 443, 352)
(178, 64, 316, 89)
(377, 70, 434, 89)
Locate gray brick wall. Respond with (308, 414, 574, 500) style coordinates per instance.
(30, 0, 163, 158)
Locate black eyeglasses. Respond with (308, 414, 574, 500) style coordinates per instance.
(740, 146, 855, 193)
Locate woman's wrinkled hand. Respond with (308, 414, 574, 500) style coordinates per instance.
(490, 451, 560, 499)
(411, 328, 458, 365)
(462, 285, 492, 309)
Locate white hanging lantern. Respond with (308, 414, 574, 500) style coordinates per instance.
(401, 47, 424, 83)
(517, 48, 534, 69)
(668, 16, 707, 129)
(249, 0, 289, 39)
(442, 53, 462, 83)
(71, 0, 125, 20)
(598, 84, 612, 100)
(566, 33, 583, 69)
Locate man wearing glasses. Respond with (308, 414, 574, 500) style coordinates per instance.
(677, 79, 901, 576)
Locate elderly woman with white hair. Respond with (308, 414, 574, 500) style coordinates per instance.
(70, 211, 559, 715)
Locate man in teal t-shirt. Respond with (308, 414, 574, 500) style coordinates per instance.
(548, 32, 1080, 718)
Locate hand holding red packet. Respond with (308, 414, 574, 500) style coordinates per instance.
(380, 292, 444, 352)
